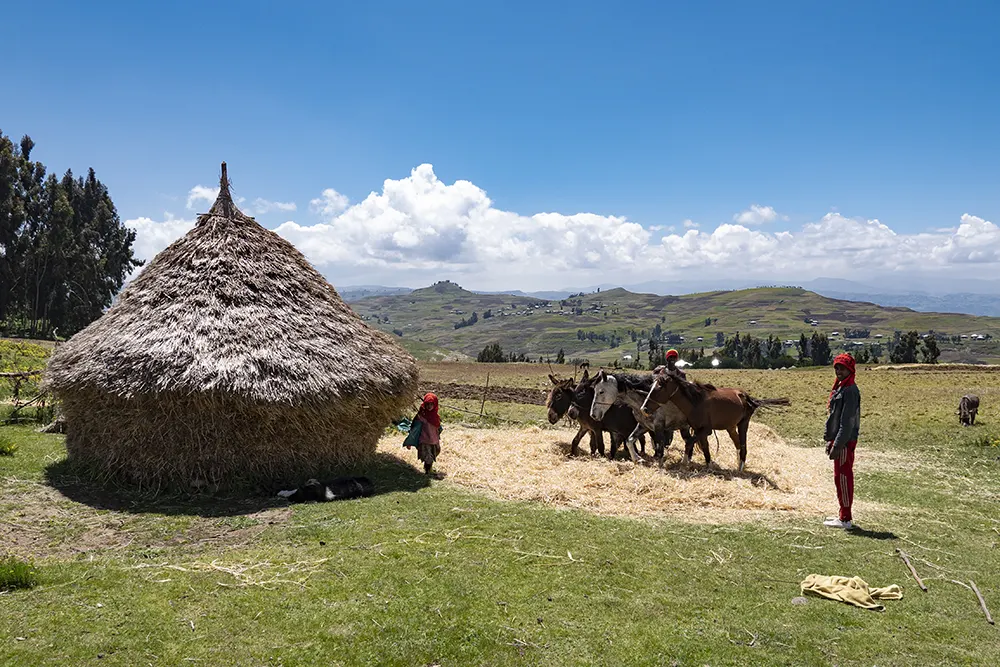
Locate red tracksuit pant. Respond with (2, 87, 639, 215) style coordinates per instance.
(834, 440, 857, 521)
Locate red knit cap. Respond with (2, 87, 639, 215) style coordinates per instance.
(833, 353, 856, 374)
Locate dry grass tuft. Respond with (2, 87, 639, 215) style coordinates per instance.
(380, 423, 885, 524)
(131, 558, 329, 589)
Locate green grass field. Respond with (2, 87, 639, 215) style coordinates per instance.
(2, 363, 1000, 665)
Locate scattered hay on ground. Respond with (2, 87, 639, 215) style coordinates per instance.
(380, 422, 885, 524)
(130, 557, 328, 589)
(871, 364, 1000, 373)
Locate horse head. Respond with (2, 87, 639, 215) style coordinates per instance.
(589, 369, 618, 421)
(546, 374, 576, 424)
(641, 372, 680, 416)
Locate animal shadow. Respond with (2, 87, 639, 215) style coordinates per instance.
(552, 440, 784, 491)
(657, 459, 785, 491)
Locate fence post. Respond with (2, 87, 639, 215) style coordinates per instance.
(480, 372, 490, 417)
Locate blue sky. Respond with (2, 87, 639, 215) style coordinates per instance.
(5, 1, 1000, 290)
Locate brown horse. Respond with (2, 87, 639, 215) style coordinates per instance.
(640, 370, 790, 471)
(546, 373, 646, 457)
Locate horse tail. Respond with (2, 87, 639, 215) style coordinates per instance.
(746, 396, 792, 411)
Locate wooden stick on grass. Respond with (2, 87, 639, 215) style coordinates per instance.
(895, 548, 928, 592)
(969, 580, 995, 625)
(480, 372, 490, 417)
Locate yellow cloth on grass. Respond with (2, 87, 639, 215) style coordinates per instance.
(800, 574, 903, 611)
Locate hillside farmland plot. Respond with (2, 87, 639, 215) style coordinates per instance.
(353, 283, 1000, 364)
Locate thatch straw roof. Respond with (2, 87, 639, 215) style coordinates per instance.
(45, 163, 418, 407)
(43, 164, 419, 490)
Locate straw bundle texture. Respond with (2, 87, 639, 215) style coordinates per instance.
(44, 164, 418, 490)
(384, 423, 884, 524)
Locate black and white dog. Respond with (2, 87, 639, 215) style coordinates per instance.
(277, 477, 375, 503)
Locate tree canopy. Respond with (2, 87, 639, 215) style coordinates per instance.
(0, 130, 142, 338)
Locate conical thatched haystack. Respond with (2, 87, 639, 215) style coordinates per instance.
(44, 164, 419, 491)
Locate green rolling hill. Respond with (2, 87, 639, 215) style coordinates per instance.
(349, 280, 1000, 364)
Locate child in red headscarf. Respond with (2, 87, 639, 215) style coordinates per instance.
(824, 354, 861, 529)
(412, 393, 442, 474)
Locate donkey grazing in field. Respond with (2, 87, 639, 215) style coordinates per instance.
(546, 373, 646, 457)
(639, 369, 790, 471)
(585, 370, 694, 464)
(959, 394, 980, 426)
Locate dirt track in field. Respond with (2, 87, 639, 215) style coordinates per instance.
(418, 382, 549, 406)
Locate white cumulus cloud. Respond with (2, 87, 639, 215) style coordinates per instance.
(127, 165, 1000, 291)
(125, 214, 196, 277)
(733, 204, 787, 225)
(186, 185, 219, 210)
(277, 164, 650, 286)
(310, 188, 350, 217)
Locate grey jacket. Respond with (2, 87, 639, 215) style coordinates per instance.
(825, 383, 860, 449)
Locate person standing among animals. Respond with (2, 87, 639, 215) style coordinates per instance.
(654, 349, 686, 379)
(825, 354, 861, 529)
(665, 349, 685, 377)
(407, 392, 442, 474)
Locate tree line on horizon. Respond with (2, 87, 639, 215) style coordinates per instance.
(473, 328, 945, 369)
(1, 131, 142, 339)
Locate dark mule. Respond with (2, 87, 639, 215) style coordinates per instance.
(639, 370, 790, 471)
(959, 394, 980, 426)
(546, 373, 645, 458)
(585, 370, 694, 463)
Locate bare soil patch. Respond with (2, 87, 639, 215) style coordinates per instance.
(419, 381, 548, 405)
(0, 480, 291, 560)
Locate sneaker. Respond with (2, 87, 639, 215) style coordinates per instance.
(823, 518, 853, 529)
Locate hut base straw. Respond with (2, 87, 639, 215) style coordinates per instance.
(59, 391, 407, 492)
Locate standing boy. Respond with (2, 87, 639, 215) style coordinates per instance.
(825, 354, 860, 529)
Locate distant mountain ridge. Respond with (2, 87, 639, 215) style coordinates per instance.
(337, 278, 1000, 318)
(347, 280, 1000, 364)
(338, 285, 413, 301)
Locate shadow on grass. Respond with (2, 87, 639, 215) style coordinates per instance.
(43, 451, 431, 518)
(555, 441, 785, 491)
(847, 526, 899, 541)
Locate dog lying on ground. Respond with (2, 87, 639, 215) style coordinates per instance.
(277, 477, 375, 503)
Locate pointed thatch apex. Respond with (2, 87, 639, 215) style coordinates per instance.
(43, 163, 420, 489)
(209, 161, 234, 220)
